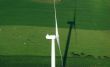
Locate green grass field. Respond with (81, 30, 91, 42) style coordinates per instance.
(0, 0, 110, 67)
(0, 55, 110, 67)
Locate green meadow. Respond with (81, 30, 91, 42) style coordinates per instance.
(0, 0, 110, 67)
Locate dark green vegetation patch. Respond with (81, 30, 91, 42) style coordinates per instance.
(0, 0, 110, 30)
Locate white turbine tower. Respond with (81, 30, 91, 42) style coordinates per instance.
(46, 0, 63, 67)
(46, 21, 62, 67)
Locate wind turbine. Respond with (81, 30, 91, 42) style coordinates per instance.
(46, 0, 63, 67)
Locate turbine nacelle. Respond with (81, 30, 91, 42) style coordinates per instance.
(46, 34, 56, 40)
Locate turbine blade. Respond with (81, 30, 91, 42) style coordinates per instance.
(55, 20, 60, 49)
(53, 0, 63, 65)
(55, 21, 63, 66)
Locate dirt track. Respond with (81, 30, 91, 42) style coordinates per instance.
(32, 0, 61, 4)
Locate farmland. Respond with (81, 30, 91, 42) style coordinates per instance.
(0, 0, 110, 67)
(0, 55, 110, 67)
